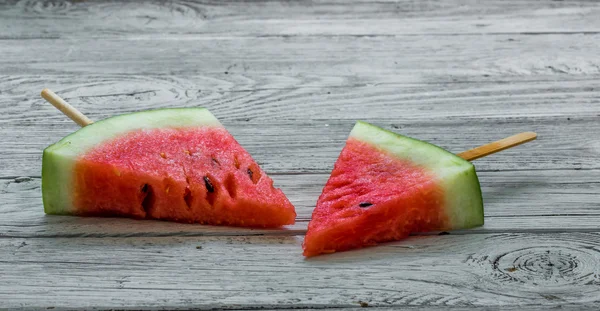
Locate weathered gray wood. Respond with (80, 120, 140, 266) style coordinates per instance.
(1, 0, 599, 39)
(2, 233, 600, 309)
(2, 0, 600, 309)
(2, 34, 600, 77)
(1, 116, 598, 177)
(2, 169, 599, 238)
(3, 76, 600, 122)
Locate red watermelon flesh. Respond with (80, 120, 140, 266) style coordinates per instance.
(42, 108, 296, 228)
(303, 122, 483, 257)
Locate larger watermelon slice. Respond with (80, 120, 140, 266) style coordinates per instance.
(303, 121, 483, 256)
(42, 108, 296, 227)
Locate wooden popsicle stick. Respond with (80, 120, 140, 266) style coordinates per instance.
(41, 88, 536, 161)
(41, 88, 93, 127)
(457, 132, 537, 161)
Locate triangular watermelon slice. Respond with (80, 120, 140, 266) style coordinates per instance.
(303, 122, 483, 256)
(42, 108, 296, 227)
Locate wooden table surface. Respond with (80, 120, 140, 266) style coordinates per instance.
(2, 0, 600, 310)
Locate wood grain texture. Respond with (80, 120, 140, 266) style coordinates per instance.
(2, 34, 600, 77)
(2, 233, 600, 309)
(1, 116, 597, 177)
(3, 77, 600, 142)
(2, 0, 600, 309)
(3, 76, 600, 123)
(1, 0, 599, 39)
(2, 169, 599, 238)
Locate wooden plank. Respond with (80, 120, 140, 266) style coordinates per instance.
(2, 233, 600, 309)
(2, 35, 600, 77)
(4, 215, 600, 238)
(0, 116, 597, 177)
(3, 76, 600, 123)
(2, 169, 599, 238)
(1, 0, 599, 39)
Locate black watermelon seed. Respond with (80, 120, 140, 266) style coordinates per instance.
(247, 168, 254, 181)
(204, 176, 215, 193)
(359, 202, 373, 208)
(141, 184, 148, 193)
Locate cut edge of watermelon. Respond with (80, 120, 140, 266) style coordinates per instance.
(349, 121, 484, 230)
(42, 108, 222, 215)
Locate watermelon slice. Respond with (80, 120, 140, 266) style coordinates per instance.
(42, 108, 296, 228)
(303, 121, 484, 256)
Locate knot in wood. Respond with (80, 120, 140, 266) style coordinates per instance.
(22, 0, 72, 14)
(491, 246, 599, 287)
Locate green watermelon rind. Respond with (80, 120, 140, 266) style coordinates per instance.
(349, 121, 484, 230)
(42, 108, 222, 215)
